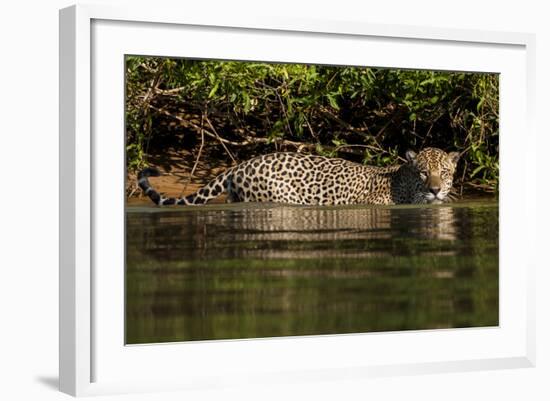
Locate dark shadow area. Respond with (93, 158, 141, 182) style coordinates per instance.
(35, 376, 58, 391)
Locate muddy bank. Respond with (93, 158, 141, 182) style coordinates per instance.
(127, 149, 234, 205)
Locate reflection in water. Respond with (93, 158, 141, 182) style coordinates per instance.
(126, 201, 498, 344)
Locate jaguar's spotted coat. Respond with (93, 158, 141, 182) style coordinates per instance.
(138, 147, 460, 206)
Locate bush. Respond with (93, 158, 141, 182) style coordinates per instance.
(126, 57, 499, 193)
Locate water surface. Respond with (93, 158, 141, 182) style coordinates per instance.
(126, 199, 498, 344)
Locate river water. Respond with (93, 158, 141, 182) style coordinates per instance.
(126, 199, 498, 344)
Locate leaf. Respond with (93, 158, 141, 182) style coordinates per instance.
(208, 82, 219, 98)
(282, 68, 289, 80)
(477, 97, 485, 112)
(327, 94, 340, 110)
(470, 165, 485, 177)
(243, 92, 251, 113)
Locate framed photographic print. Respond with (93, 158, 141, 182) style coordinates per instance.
(59, 4, 536, 396)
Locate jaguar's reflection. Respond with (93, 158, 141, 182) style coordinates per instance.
(129, 204, 459, 261)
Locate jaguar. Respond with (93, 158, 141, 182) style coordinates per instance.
(138, 147, 460, 206)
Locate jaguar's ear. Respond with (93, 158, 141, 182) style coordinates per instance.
(447, 151, 460, 166)
(405, 150, 417, 165)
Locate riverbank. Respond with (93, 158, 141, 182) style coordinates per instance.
(127, 148, 233, 205)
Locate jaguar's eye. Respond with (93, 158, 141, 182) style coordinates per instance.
(419, 171, 428, 180)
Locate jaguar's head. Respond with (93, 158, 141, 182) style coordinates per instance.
(406, 147, 460, 204)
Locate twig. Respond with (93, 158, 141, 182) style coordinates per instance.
(325, 72, 339, 89)
(374, 115, 396, 139)
(319, 106, 371, 135)
(179, 114, 206, 197)
(304, 114, 318, 142)
(420, 123, 435, 148)
(334, 144, 407, 162)
(142, 64, 165, 158)
(204, 114, 237, 164)
(156, 86, 187, 95)
(150, 105, 237, 144)
(127, 186, 138, 198)
(464, 181, 497, 192)
(459, 160, 468, 197)
(275, 90, 294, 139)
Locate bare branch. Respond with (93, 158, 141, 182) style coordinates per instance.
(204, 114, 237, 164)
(179, 114, 206, 197)
(150, 105, 316, 150)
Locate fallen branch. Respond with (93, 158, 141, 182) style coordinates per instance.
(150, 105, 316, 150)
(148, 105, 410, 164)
(334, 144, 407, 162)
(463, 181, 497, 192)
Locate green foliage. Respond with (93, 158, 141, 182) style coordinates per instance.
(126, 56, 499, 192)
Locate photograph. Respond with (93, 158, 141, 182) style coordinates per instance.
(124, 56, 499, 344)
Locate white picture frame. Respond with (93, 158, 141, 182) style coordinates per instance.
(59, 4, 536, 397)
